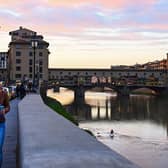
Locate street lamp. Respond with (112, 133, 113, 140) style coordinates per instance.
(31, 40, 38, 89)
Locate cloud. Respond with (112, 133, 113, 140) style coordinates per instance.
(44, 0, 157, 8)
(0, 0, 168, 43)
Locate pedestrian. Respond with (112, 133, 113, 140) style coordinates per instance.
(20, 83, 26, 99)
(28, 82, 32, 93)
(16, 84, 20, 98)
(0, 82, 10, 167)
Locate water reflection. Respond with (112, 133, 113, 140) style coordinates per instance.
(65, 92, 168, 127)
(48, 88, 168, 139)
(48, 89, 168, 167)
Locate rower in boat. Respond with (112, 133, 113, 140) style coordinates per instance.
(110, 129, 114, 137)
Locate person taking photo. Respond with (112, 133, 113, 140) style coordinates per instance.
(0, 83, 10, 167)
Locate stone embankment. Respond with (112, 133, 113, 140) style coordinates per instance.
(18, 94, 140, 168)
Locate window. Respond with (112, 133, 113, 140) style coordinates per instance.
(13, 32, 18, 36)
(29, 52, 33, 56)
(15, 74, 21, 78)
(16, 45, 21, 49)
(29, 59, 32, 65)
(39, 52, 43, 56)
(16, 59, 21, 64)
(38, 45, 43, 49)
(39, 67, 43, 73)
(39, 60, 43, 65)
(16, 66, 21, 71)
(29, 67, 32, 73)
(16, 51, 21, 56)
(22, 33, 27, 36)
(40, 74, 43, 79)
(29, 74, 32, 78)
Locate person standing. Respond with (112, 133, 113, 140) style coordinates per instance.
(0, 83, 10, 167)
(16, 84, 20, 98)
(20, 83, 26, 99)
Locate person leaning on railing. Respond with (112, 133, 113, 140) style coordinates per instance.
(0, 82, 10, 168)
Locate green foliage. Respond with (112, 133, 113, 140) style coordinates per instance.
(41, 91, 78, 125)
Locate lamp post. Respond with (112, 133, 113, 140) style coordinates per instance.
(31, 40, 38, 89)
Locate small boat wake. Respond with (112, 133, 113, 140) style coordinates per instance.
(95, 130, 168, 145)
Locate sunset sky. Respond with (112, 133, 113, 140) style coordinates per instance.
(0, 0, 168, 68)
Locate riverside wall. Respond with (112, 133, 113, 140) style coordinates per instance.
(18, 94, 140, 168)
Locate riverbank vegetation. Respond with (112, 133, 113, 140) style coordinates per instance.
(40, 84, 96, 136)
(40, 84, 78, 126)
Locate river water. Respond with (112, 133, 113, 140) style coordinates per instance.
(47, 88, 168, 168)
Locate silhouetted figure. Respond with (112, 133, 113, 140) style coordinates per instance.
(20, 83, 26, 99)
(16, 84, 20, 98)
(110, 129, 114, 138)
(28, 82, 32, 93)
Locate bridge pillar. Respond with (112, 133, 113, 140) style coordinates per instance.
(53, 85, 60, 92)
(117, 86, 130, 97)
(74, 86, 85, 102)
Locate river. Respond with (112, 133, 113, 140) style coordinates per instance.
(47, 88, 168, 168)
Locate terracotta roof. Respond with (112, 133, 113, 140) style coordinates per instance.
(9, 27, 36, 34)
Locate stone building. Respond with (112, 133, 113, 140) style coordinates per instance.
(8, 26, 50, 83)
(0, 52, 8, 82)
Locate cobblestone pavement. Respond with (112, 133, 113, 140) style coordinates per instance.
(2, 98, 20, 168)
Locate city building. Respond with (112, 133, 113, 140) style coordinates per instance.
(8, 26, 50, 84)
(111, 54, 168, 70)
(0, 52, 8, 69)
(0, 52, 8, 82)
(1, 26, 168, 86)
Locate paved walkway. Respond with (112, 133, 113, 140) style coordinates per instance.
(18, 95, 139, 168)
(2, 98, 19, 168)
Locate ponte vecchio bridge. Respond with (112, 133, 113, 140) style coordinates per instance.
(48, 68, 168, 98)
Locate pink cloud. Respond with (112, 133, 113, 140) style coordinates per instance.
(0, 0, 28, 7)
(0, 0, 165, 37)
(0, 0, 158, 11)
(45, 0, 157, 8)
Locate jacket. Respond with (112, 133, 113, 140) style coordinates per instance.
(0, 90, 10, 123)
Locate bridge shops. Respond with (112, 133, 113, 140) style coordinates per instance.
(48, 68, 168, 97)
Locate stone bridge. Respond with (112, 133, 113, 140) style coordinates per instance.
(48, 68, 168, 97)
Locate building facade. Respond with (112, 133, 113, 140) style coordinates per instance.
(0, 52, 7, 69)
(111, 53, 168, 70)
(8, 26, 49, 83)
(0, 52, 8, 82)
